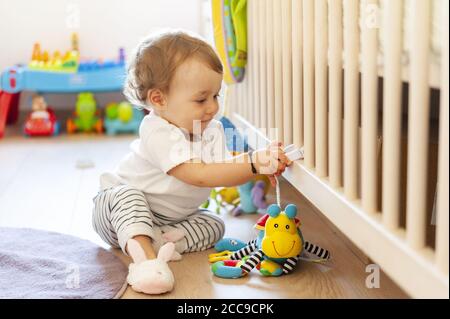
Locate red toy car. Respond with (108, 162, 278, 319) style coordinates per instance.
(24, 107, 60, 136)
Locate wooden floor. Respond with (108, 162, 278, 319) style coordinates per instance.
(0, 129, 408, 298)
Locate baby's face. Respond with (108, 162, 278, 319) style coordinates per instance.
(162, 58, 222, 134)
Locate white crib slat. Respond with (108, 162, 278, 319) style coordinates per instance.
(266, 0, 275, 139)
(239, 70, 245, 124)
(361, 0, 379, 214)
(314, 0, 328, 177)
(328, 0, 343, 187)
(282, 0, 293, 145)
(274, 0, 284, 141)
(246, 0, 252, 123)
(303, 0, 315, 168)
(382, 0, 402, 229)
(234, 67, 240, 116)
(292, 0, 304, 148)
(239, 84, 244, 120)
(343, 0, 359, 199)
(252, 0, 260, 127)
(251, 0, 260, 127)
(251, 0, 257, 124)
(259, 0, 267, 132)
(406, 0, 431, 249)
(436, 1, 449, 275)
(228, 82, 235, 116)
(244, 0, 254, 122)
(242, 46, 248, 120)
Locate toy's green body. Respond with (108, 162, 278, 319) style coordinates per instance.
(75, 93, 98, 131)
(67, 92, 103, 134)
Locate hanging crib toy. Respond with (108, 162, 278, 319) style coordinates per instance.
(212, 0, 247, 84)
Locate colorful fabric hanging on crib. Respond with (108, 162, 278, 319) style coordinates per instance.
(212, 0, 247, 84)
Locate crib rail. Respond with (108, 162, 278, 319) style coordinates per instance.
(227, 0, 449, 298)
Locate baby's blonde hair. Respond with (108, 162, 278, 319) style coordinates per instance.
(124, 29, 223, 108)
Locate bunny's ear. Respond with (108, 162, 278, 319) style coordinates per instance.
(127, 239, 147, 264)
(267, 204, 281, 217)
(158, 242, 176, 263)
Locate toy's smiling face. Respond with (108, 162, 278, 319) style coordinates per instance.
(261, 204, 302, 259)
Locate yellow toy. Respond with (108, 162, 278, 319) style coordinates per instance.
(29, 33, 79, 72)
(201, 187, 240, 213)
(209, 204, 331, 278)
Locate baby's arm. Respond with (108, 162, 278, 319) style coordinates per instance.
(168, 142, 292, 187)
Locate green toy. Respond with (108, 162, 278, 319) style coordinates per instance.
(67, 92, 103, 134)
(105, 102, 119, 120)
(117, 102, 133, 122)
(106, 101, 134, 122)
(103, 101, 144, 135)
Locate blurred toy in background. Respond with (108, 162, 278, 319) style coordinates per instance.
(103, 101, 144, 135)
(219, 116, 248, 153)
(71, 31, 79, 51)
(231, 175, 270, 216)
(201, 175, 270, 215)
(28, 33, 125, 73)
(201, 186, 240, 213)
(78, 47, 126, 72)
(29, 33, 80, 72)
(24, 94, 60, 136)
(200, 117, 270, 215)
(67, 92, 103, 134)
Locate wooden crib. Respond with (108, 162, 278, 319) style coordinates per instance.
(224, 0, 448, 298)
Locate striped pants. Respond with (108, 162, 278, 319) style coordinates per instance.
(92, 185, 225, 255)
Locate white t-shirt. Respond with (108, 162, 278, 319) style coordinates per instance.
(99, 111, 230, 219)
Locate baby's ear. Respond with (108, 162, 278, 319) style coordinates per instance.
(158, 242, 176, 263)
(147, 89, 166, 109)
(127, 239, 147, 264)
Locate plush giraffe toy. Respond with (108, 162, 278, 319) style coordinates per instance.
(209, 203, 331, 278)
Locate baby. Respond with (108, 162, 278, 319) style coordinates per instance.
(92, 30, 292, 294)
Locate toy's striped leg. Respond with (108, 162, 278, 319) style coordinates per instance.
(304, 241, 331, 260)
(282, 255, 301, 274)
(230, 239, 257, 260)
(240, 249, 265, 274)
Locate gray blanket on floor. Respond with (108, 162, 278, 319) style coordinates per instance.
(0, 227, 128, 299)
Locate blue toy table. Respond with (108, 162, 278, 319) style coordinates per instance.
(0, 64, 126, 138)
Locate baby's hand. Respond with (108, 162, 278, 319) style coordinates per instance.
(253, 141, 292, 186)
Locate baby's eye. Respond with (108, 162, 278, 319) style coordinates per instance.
(214, 94, 220, 99)
(196, 99, 206, 104)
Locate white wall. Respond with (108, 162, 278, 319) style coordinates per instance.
(0, 0, 206, 109)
